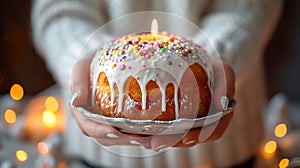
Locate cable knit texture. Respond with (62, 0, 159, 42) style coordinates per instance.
(31, 0, 282, 167)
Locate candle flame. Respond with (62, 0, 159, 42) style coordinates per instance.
(151, 19, 158, 35)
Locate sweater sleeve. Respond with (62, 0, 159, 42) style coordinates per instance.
(196, 0, 283, 75)
(31, 0, 108, 88)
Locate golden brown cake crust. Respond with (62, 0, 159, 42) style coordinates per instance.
(95, 63, 211, 121)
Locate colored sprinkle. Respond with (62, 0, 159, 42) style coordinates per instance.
(119, 64, 125, 70)
(95, 33, 204, 73)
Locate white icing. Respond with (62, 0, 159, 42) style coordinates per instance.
(91, 34, 213, 119)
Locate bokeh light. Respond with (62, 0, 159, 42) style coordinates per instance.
(45, 96, 59, 112)
(57, 162, 68, 168)
(16, 150, 28, 162)
(4, 109, 16, 124)
(275, 123, 287, 138)
(264, 140, 277, 154)
(42, 109, 57, 128)
(10, 84, 24, 100)
(37, 142, 49, 154)
(279, 158, 289, 168)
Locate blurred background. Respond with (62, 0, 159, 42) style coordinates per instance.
(0, 0, 300, 167)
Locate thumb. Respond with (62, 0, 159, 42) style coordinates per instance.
(213, 59, 235, 111)
(71, 53, 94, 106)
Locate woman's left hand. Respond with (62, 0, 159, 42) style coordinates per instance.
(149, 59, 235, 151)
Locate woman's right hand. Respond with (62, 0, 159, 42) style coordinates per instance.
(71, 53, 151, 148)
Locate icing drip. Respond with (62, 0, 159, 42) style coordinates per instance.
(91, 33, 212, 119)
(135, 68, 178, 112)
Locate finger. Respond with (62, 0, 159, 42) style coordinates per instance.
(95, 133, 150, 147)
(213, 59, 235, 110)
(71, 109, 91, 136)
(71, 53, 94, 106)
(182, 111, 234, 145)
(151, 134, 185, 152)
(73, 110, 149, 146)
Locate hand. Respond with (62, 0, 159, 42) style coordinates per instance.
(71, 53, 151, 148)
(150, 59, 235, 151)
(70, 52, 234, 150)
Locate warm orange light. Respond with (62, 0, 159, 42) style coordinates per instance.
(57, 162, 68, 168)
(279, 158, 289, 168)
(275, 123, 287, 138)
(16, 150, 28, 162)
(10, 84, 24, 100)
(37, 142, 49, 154)
(264, 140, 277, 154)
(42, 109, 57, 128)
(151, 19, 158, 36)
(4, 109, 16, 124)
(45, 96, 59, 112)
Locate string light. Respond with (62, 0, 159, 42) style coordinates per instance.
(264, 140, 277, 154)
(4, 109, 16, 124)
(16, 150, 28, 162)
(45, 96, 59, 112)
(57, 162, 68, 168)
(37, 142, 49, 154)
(275, 123, 287, 138)
(279, 158, 289, 168)
(10, 84, 24, 101)
(42, 109, 57, 128)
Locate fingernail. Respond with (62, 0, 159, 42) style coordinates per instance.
(71, 91, 81, 106)
(129, 140, 141, 145)
(154, 144, 168, 152)
(183, 140, 196, 145)
(106, 133, 119, 138)
(220, 96, 229, 110)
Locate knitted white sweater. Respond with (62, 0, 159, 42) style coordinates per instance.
(32, 0, 282, 167)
